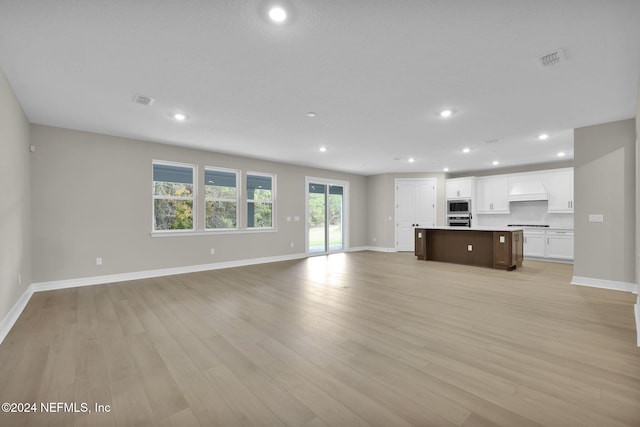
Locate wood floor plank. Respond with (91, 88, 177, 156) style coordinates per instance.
(204, 335, 316, 427)
(204, 363, 287, 427)
(262, 360, 372, 427)
(0, 252, 638, 426)
(126, 333, 190, 420)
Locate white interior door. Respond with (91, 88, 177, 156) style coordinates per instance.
(395, 179, 436, 251)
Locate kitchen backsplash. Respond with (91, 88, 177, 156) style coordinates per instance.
(475, 200, 573, 229)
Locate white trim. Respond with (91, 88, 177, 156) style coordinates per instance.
(0, 252, 307, 345)
(305, 176, 350, 255)
(635, 303, 640, 347)
(353, 246, 398, 253)
(247, 171, 276, 230)
(0, 284, 35, 345)
(152, 160, 197, 232)
(204, 165, 241, 231)
(524, 255, 573, 264)
(571, 276, 639, 293)
(31, 252, 308, 293)
(347, 246, 370, 252)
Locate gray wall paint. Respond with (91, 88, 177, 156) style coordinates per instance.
(0, 68, 31, 322)
(574, 118, 636, 283)
(636, 81, 640, 292)
(366, 172, 446, 249)
(30, 125, 367, 282)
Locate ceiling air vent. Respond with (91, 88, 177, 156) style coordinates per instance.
(537, 48, 565, 67)
(132, 94, 155, 106)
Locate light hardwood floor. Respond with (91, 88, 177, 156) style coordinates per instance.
(0, 252, 638, 426)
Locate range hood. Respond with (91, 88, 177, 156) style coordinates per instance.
(508, 181, 549, 202)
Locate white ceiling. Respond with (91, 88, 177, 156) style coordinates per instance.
(1, 0, 639, 175)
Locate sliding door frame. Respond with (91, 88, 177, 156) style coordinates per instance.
(305, 176, 350, 255)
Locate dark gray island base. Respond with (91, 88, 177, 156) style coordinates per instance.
(415, 227, 523, 270)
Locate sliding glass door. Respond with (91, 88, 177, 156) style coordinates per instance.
(307, 178, 348, 254)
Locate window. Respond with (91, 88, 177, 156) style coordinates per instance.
(205, 168, 239, 229)
(247, 173, 274, 228)
(152, 162, 195, 231)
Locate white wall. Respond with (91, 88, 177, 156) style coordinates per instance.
(30, 125, 368, 283)
(574, 118, 636, 284)
(0, 67, 31, 324)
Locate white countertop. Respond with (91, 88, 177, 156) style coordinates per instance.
(418, 226, 523, 232)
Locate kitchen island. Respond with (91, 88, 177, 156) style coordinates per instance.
(415, 226, 523, 270)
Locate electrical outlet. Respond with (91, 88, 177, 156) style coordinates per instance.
(96, 257, 103, 266)
(588, 214, 604, 223)
(290, 242, 294, 248)
(467, 245, 473, 252)
(210, 248, 215, 255)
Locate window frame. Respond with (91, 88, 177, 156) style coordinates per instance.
(152, 160, 197, 233)
(246, 171, 276, 230)
(204, 166, 241, 231)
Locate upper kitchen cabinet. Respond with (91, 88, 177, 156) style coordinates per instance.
(547, 168, 574, 213)
(446, 177, 474, 199)
(476, 176, 509, 214)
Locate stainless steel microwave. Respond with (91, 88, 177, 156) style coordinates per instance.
(447, 199, 471, 215)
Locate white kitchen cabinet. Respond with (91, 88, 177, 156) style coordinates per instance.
(523, 229, 546, 258)
(548, 169, 573, 213)
(476, 176, 509, 214)
(522, 229, 573, 261)
(546, 230, 574, 260)
(446, 177, 474, 199)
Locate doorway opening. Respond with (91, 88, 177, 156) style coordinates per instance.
(306, 178, 349, 254)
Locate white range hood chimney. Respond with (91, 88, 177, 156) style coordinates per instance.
(508, 181, 549, 202)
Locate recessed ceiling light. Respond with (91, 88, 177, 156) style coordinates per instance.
(443, 167, 449, 172)
(462, 147, 470, 153)
(440, 109, 453, 118)
(306, 112, 316, 118)
(539, 133, 549, 140)
(408, 157, 415, 163)
(173, 113, 187, 121)
(268, 6, 287, 23)
(492, 160, 499, 166)
(319, 146, 327, 152)
(557, 151, 566, 157)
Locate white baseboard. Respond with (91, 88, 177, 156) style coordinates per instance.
(571, 276, 639, 293)
(572, 277, 639, 347)
(31, 252, 309, 293)
(0, 252, 308, 345)
(635, 304, 640, 347)
(356, 246, 398, 253)
(0, 284, 35, 345)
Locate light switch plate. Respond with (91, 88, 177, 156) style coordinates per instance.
(467, 244, 472, 252)
(499, 235, 505, 243)
(589, 214, 604, 223)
